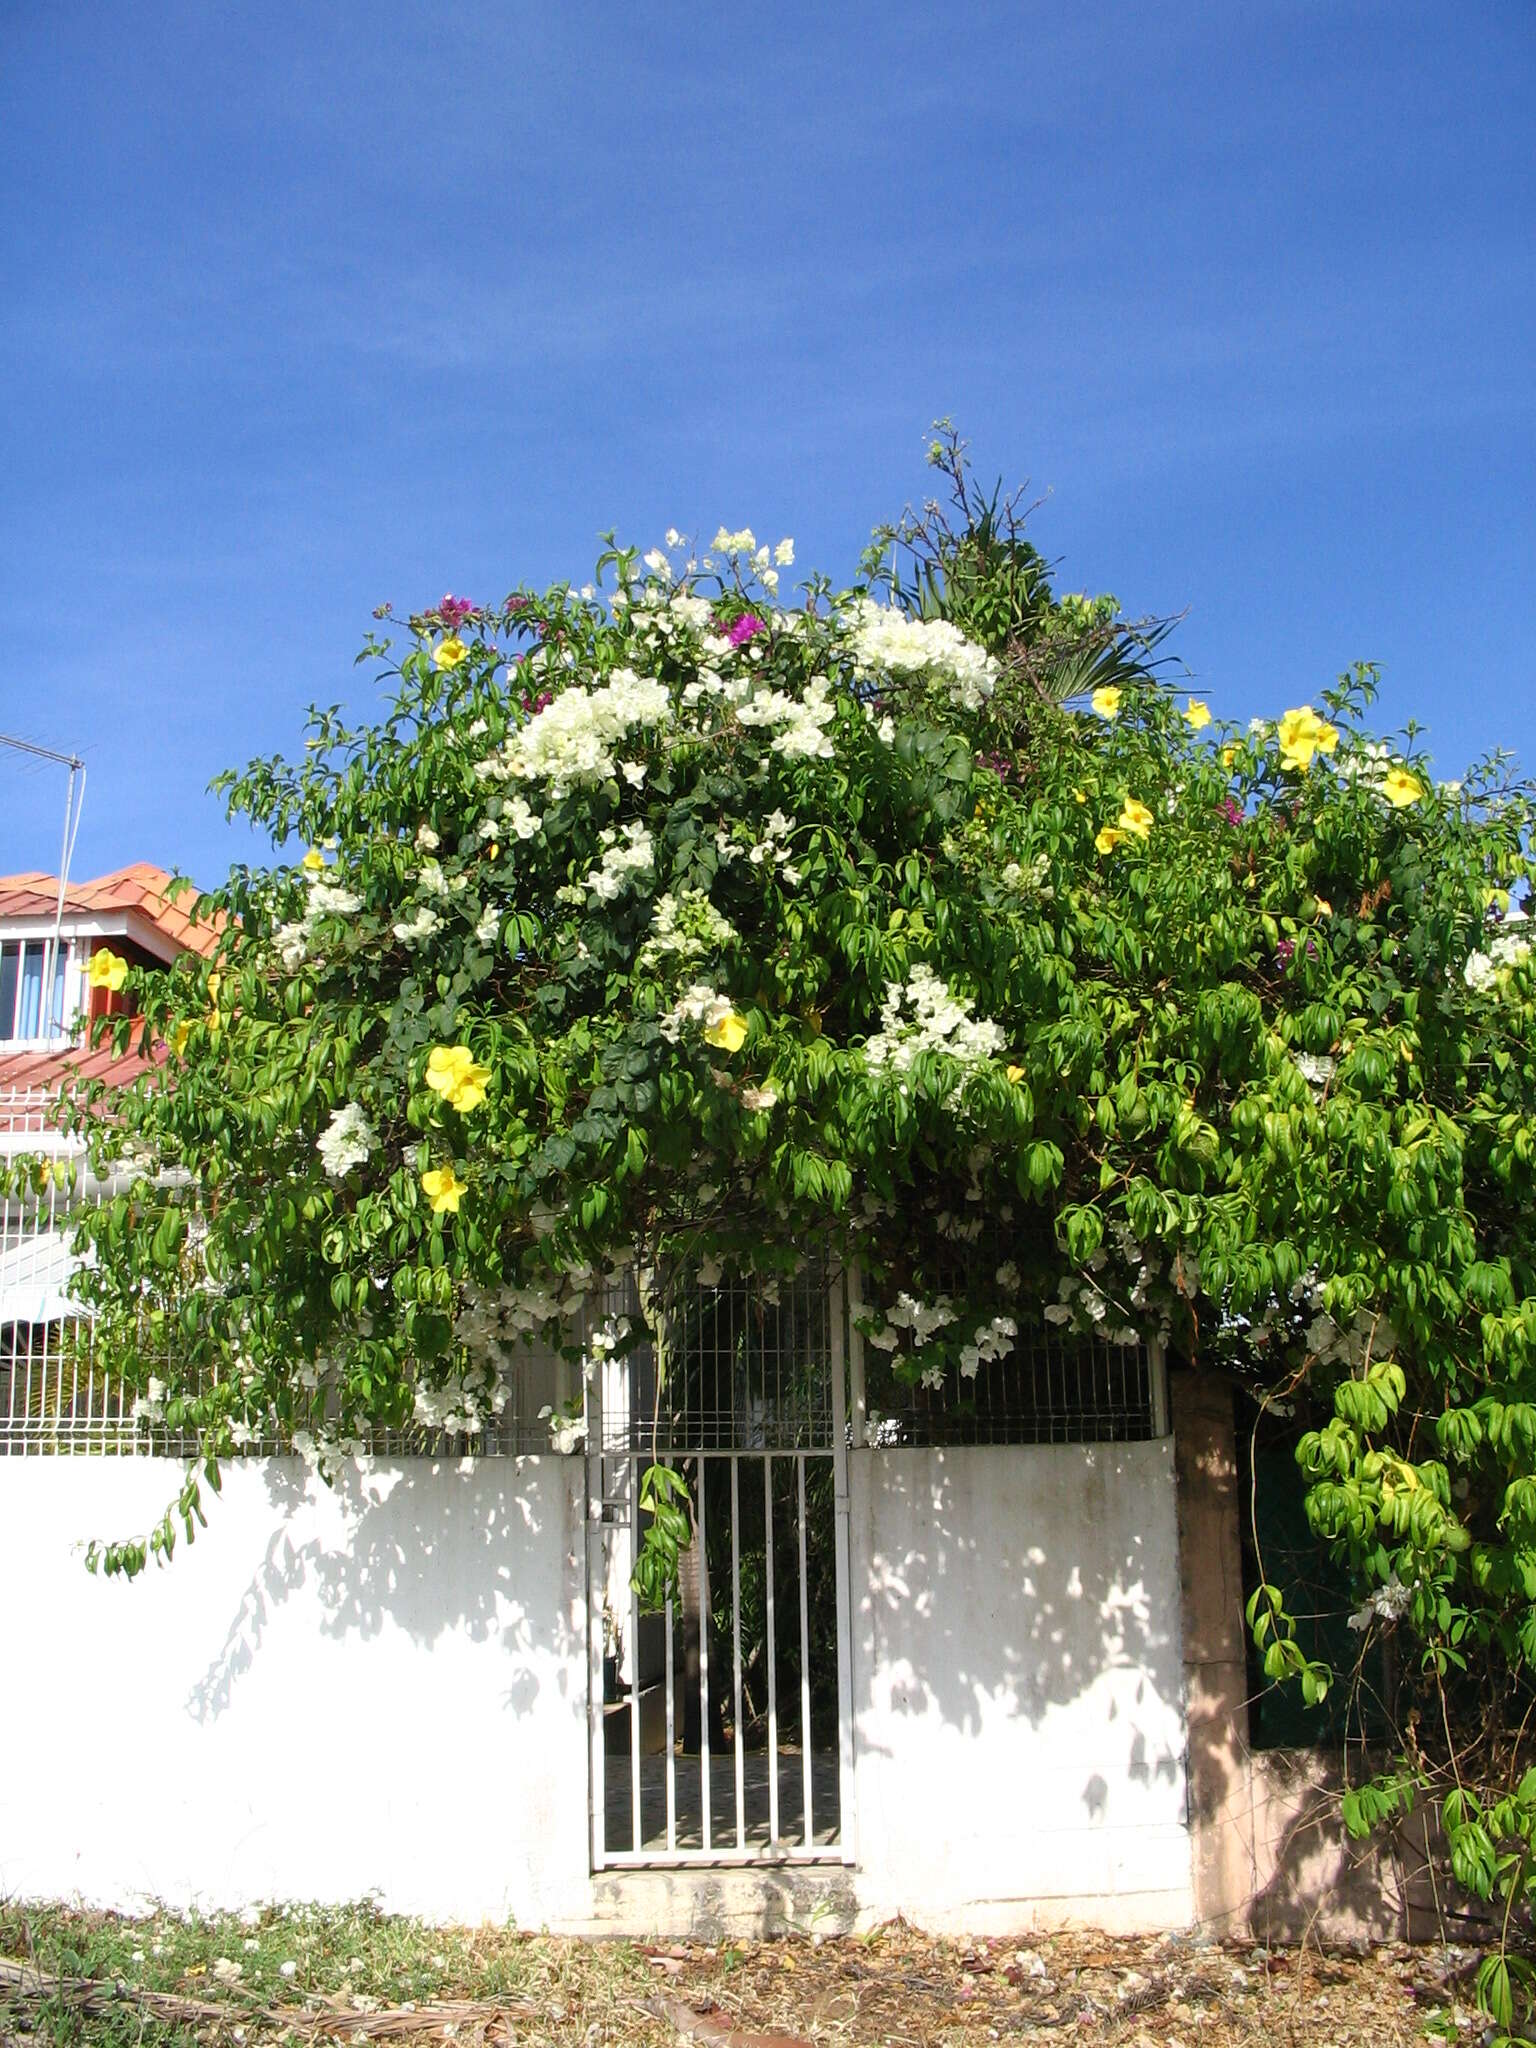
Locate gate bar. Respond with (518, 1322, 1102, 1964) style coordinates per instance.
(629, 1457, 642, 1853)
(665, 1578, 677, 1853)
(1149, 1335, 1170, 1436)
(731, 1458, 745, 1850)
(798, 1453, 813, 1846)
(764, 1455, 779, 1846)
(586, 1451, 607, 1870)
(698, 1454, 711, 1854)
(846, 1263, 867, 1450)
(830, 1280, 857, 1865)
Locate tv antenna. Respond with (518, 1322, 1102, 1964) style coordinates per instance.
(0, 733, 87, 1035)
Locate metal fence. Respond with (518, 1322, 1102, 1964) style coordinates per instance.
(3, 1087, 1166, 1462)
(853, 1324, 1166, 1448)
(586, 1262, 853, 1868)
(591, 1264, 834, 1456)
(0, 1085, 588, 1458)
(0, 1088, 141, 1455)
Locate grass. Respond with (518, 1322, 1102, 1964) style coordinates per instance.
(0, 1901, 656, 2045)
(0, 1898, 1487, 2046)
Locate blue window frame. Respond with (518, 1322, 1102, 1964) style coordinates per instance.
(0, 939, 71, 1041)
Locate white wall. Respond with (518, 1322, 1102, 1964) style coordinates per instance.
(0, 1456, 592, 1925)
(848, 1442, 1193, 1934)
(0, 1442, 1193, 1936)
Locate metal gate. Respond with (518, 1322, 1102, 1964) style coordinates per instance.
(585, 1266, 854, 1868)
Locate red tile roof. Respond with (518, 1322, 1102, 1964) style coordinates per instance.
(0, 1037, 164, 1096)
(0, 861, 222, 958)
(0, 863, 220, 1101)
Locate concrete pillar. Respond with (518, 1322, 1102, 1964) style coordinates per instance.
(1170, 1367, 1257, 1930)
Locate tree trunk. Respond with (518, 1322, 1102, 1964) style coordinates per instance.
(680, 1460, 726, 1752)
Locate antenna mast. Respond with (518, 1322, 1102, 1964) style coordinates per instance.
(0, 733, 87, 1038)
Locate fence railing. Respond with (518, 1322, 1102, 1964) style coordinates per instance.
(0, 1085, 578, 1457)
(3, 1088, 1167, 1461)
(1, 1087, 136, 1454)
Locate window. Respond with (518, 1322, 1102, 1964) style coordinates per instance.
(0, 940, 70, 1042)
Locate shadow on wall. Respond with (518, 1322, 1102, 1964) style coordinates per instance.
(1172, 1369, 1490, 1942)
(853, 1444, 1185, 1806)
(186, 1457, 581, 1724)
(1246, 1749, 1492, 1946)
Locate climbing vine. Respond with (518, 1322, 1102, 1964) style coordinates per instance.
(42, 430, 1536, 2024)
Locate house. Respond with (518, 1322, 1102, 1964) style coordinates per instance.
(0, 863, 219, 1424)
(0, 860, 218, 1095)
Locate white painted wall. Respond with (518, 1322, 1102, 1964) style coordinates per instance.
(847, 1442, 1193, 1934)
(0, 1456, 592, 1925)
(0, 1441, 1193, 1936)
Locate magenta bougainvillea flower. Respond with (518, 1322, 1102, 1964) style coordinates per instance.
(439, 595, 475, 629)
(726, 613, 766, 647)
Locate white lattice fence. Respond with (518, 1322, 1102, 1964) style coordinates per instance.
(0, 1084, 587, 1459)
(0, 1086, 135, 1453)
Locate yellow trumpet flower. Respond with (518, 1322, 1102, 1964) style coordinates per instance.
(88, 948, 127, 992)
(703, 1010, 749, 1053)
(425, 1044, 491, 1113)
(421, 1165, 466, 1215)
(1381, 766, 1424, 810)
(1277, 706, 1340, 771)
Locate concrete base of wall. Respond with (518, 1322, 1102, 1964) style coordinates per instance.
(588, 1869, 861, 1940)
(582, 1867, 1190, 1941)
(1246, 1750, 1481, 1946)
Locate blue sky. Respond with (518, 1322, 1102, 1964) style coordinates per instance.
(1, 1, 1531, 889)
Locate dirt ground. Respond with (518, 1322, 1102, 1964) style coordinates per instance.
(0, 1907, 1496, 2047)
(632, 1925, 1476, 2048)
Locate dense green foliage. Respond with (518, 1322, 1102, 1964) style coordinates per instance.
(42, 436, 1536, 2008)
